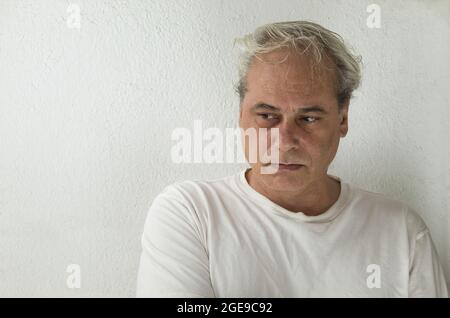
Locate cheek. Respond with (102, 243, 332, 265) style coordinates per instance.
(317, 134, 340, 163)
(303, 132, 338, 160)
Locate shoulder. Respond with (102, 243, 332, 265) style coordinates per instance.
(350, 185, 406, 212)
(157, 173, 237, 207)
(148, 172, 238, 223)
(348, 184, 428, 235)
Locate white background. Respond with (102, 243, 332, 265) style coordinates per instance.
(0, 0, 448, 297)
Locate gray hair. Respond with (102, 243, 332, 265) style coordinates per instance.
(233, 20, 362, 109)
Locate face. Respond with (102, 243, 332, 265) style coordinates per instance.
(239, 48, 349, 193)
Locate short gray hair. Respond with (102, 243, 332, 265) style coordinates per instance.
(234, 20, 362, 109)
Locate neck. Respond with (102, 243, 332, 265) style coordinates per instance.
(245, 168, 341, 216)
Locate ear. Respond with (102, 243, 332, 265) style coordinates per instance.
(339, 99, 350, 138)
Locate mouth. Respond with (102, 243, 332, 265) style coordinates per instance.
(272, 163, 304, 171)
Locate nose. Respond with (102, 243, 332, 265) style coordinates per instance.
(277, 118, 300, 152)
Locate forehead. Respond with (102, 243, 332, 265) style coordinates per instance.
(246, 49, 338, 99)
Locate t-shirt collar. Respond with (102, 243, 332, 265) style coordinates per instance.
(234, 167, 351, 223)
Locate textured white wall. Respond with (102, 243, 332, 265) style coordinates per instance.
(0, 0, 448, 297)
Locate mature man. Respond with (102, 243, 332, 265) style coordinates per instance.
(136, 21, 448, 297)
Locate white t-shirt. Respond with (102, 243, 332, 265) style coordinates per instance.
(136, 168, 448, 298)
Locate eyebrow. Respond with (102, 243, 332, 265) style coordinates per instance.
(251, 103, 329, 114)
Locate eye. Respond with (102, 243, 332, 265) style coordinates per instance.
(257, 113, 279, 120)
(301, 116, 319, 124)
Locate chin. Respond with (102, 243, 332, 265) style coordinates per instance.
(261, 172, 305, 191)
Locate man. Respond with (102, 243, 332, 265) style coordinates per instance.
(136, 21, 448, 297)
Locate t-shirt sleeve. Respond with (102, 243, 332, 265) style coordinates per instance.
(407, 210, 448, 298)
(136, 184, 215, 298)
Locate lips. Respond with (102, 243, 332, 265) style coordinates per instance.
(275, 163, 304, 171)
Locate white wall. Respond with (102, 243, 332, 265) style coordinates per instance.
(0, 0, 448, 297)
